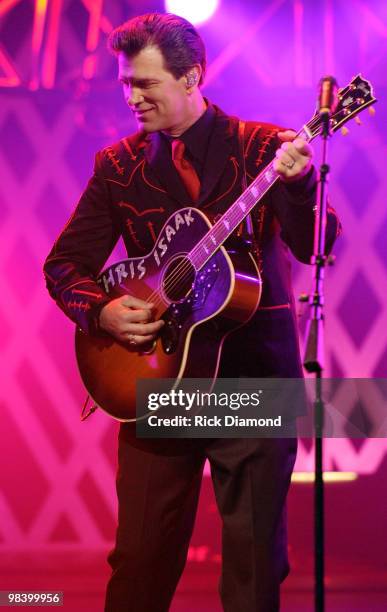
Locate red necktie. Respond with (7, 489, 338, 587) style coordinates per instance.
(171, 139, 201, 202)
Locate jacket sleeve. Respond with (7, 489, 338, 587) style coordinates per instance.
(43, 151, 121, 334)
(268, 164, 341, 263)
(244, 122, 341, 264)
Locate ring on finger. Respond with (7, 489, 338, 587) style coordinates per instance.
(128, 333, 137, 346)
(283, 158, 295, 169)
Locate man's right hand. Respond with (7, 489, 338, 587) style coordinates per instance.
(99, 295, 164, 346)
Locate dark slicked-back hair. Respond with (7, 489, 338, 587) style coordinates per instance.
(108, 13, 206, 85)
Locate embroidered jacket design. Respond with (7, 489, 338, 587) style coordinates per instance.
(118, 201, 166, 251)
(255, 128, 278, 168)
(104, 147, 125, 176)
(67, 300, 91, 312)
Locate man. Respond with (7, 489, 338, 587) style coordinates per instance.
(44, 12, 340, 612)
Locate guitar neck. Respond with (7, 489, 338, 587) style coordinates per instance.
(188, 72, 376, 271)
(189, 124, 313, 272)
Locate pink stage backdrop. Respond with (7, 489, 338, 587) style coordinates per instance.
(0, 0, 386, 554)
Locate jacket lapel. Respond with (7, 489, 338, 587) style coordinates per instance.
(198, 109, 236, 206)
(144, 131, 191, 206)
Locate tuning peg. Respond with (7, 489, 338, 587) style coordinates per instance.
(354, 116, 362, 125)
(369, 106, 376, 116)
(341, 126, 349, 136)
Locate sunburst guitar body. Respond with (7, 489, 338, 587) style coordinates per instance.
(75, 208, 262, 421)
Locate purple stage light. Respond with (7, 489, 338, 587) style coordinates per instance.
(164, 0, 220, 26)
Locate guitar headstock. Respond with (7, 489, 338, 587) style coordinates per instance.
(305, 74, 376, 140)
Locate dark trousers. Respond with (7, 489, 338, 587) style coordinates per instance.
(104, 432, 297, 612)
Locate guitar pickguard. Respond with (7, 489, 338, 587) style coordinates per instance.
(161, 259, 220, 354)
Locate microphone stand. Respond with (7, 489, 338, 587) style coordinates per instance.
(303, 109, 333, 612)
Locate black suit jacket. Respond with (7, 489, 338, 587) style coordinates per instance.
(44, 102, 340, 378)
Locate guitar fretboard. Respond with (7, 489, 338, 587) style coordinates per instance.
(189, 125, 311, 271)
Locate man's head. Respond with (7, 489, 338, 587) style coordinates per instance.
(108, 13, 207, 135)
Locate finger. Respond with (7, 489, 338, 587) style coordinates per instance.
(123, 332, 157, 345)
(293, 138, 313, 158)
(280, 141, 313, 167)
(275, 151, 297, 174)
(279, 141, 300, 157)
(281, 139, 312, 160)
(273, 156, 311, 181)
(273, 157, 298, 176)
(273, 158, 289, 175)
(275, 148, 296, 165)
(120, 294, 154, 310)
(127, 319, 165, 336)
(277, 129, 297, 142)
(123, 308, 154, 323)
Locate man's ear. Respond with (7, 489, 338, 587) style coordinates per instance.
(185, 65, 201, 90)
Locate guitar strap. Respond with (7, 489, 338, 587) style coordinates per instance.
(237, 120, 264, 273)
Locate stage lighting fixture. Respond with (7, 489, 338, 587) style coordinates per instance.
(164, 0, 220, 26)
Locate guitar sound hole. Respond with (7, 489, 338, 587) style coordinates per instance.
(162, 256, 196, 302)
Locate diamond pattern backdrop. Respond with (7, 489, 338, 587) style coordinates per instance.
(0, 0, 386, 552)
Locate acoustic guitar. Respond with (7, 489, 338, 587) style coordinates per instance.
(75, 75, 375, 422)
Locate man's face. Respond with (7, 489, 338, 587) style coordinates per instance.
(118, 46, 191, 135)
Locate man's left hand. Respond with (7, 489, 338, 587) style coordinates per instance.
(273, 129, 313, 182)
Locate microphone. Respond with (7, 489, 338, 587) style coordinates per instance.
(318, 76, 338, 115)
